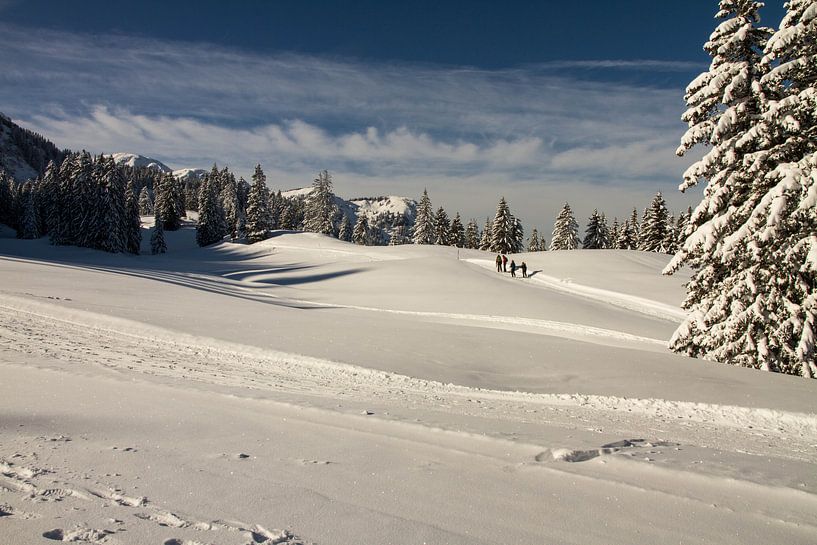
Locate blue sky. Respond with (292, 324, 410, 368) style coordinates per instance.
(0, 0, 788, 229)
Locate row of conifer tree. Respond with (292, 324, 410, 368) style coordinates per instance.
(1, 155, 687, 259)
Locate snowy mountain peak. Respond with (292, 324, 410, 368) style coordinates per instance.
(172, 168, 208, 182)
(109, 153, 172, 173)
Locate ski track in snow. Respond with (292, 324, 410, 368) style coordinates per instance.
(1, 295, 815, 449)
(0, 455, 303, 544)
(463, 258, 687, 322)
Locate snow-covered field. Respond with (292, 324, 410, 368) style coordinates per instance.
(1, 222, 816, 545)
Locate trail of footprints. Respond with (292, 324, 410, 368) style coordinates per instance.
(0, 454, 306, 544)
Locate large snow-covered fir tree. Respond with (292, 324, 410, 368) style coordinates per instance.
(245, 164, 272, 243)
(583, 209, 607, 249)
(732, 0, 817, 376)
(352, 214, 369, 245)
(615, 220, 637, 250)
(664, 0, 817, 377)
(18, 182, 39, 240)
(479, 217, 493, 250)
(465, 219, 480, 249)
(412, 189, 435, 245)
(150, 212, 167, 254)
(639, 192, 670, 252)
(433, 206, 451, 246)
(338, 214, 352, 242)
(490, 197, 516, 253)
(662, 213, 678, 254)
(304, 170, 337, 235)
(196, 174, 227, 247)
(527, 228, 541, 252)
(94, 156, 128, 253)
(125, 181, 142, 254)
(154, 172, 182, 231)
(138, 186, 153, 215)
(219, 171, 241, 240)
(550, 202, 580, 250)
(450, 212, 465, 248)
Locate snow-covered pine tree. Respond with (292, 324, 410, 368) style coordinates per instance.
(639, 192, 670, 252)
(628, 207, 640, 244)
(338, 214, 352, 242)
(0, 170, 12, 226)
(37, 160, 59, 236)
(599, 213, 611, 248)
(138, 186, 153, 215)
(150, 212, 167, 254)
(18, 182, 39, 239)
(433, 206, 451, 245)
(450, 212, 465, 248)
(94, 155, 128, 253)
(154, 172, 182, 231)
(245, 164, 272, 243)
(664, 0, 783, 373)
(583, 209, 606, 249)
(511, 216, 524, 253)
(707, 0, 817, 376)
(676, 207, 692, 247)
(479, 217, 493, 250)
(304, 170, 337, 235)
(196, 174, 227, 247)
(662, 213, 678, 254)
(527, 228, 540, 252)
(411, 189, 435, 244)
(490, 197, 515, 253)
(464, 219, 480, 249)
(125, 181, 142, 254)
(267, 188, 280, 230)
(220, 172, 240, 239)
(352, 214, 369, 245)
(70, 151, 95, 247)
(50, 153, 75, 245)
(278, 202, 293, 230)
(550, 202, 580, 250)
(615, 220, 637, 250)
(238, 177, 251, 217)
(610, 218, 620, 246)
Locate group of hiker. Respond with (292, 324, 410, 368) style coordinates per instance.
(495, 254, 527, 278)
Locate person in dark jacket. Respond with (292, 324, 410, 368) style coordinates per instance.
(521, 261, 527, 278)
(509, 260, 517, 278)
(495, 254, 502, 272)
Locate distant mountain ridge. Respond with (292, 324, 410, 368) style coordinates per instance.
(109, 153, 207, 182)
(282, 187, 416, 225)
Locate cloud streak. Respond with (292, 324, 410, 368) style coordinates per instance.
(0, 23, 700, 226)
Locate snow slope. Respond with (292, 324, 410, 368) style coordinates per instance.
(109, 152, 173, 173)
(1, 230, 816, 545)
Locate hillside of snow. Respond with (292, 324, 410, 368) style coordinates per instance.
(172, 167, 208, 182)
(109, 152, 173, 172)
(1, 228, 816, 545)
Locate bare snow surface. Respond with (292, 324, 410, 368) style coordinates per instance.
(1, 226, 816, 545)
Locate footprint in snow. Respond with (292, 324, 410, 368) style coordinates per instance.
(538, 438, 680, 463)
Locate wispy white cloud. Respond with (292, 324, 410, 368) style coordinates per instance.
(529, 59, 705, 71)
(0, 23, 700, 226)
